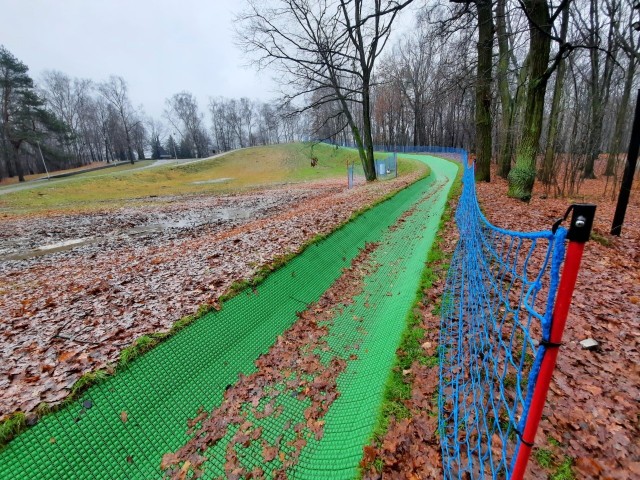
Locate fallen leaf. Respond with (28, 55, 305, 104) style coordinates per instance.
(177, 460, 191, 480)
(160, 452, 179, 470)
(263, 444, 278, 462)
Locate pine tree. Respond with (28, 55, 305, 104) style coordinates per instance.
(178, 137, 193, 159)
(0, 45, 66, 181)
(164, 135, 178, 159)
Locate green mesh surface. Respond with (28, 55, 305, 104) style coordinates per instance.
(0, 155, 457, 479)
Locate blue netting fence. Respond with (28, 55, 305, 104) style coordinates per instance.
(324, 141, 569, 477)
(439, 152, 568, 479)
(324, 139, 567, 479)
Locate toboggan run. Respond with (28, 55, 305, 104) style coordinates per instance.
(1, 148, 591, 479)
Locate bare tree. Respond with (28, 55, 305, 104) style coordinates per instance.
(165, 91, 209, 158)
(604, 0, 639, 180)
(40, 71, 93, 164)
(506, 0, 569, 200)
(98, 76, 137, 163)
(236, 0, 413, 181)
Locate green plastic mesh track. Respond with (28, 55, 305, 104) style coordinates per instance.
(0, 155, 457, 479)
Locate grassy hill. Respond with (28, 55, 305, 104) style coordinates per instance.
(0, 143, 424, 215)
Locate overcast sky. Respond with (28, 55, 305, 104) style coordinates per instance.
(1, 0, 278, 119)
(2, 0, 417, 121)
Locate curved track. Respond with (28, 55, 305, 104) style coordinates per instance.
(0, 155, 457, 479)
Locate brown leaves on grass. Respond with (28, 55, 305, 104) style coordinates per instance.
(0, 171, 423, 422)
(361, 193, 458, 480)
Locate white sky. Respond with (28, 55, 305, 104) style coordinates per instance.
(0, 0, 277, 119)
(1, 0, 418, 120)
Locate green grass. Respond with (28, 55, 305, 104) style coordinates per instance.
(0, 160, 154, 187)
(0, 143, 424, 215)
(534, 437, 575, 480)
(590, 231, 611, 247)
(551, 457, 575, 480)
(0, 413, 25, 447)
(535, 448, 554, 468)
(68, 160, 155, 177)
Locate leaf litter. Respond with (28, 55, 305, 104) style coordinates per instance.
(160, 241, 381, 478)
(363, 162, 639, 479)
(0, 172, 423, 423)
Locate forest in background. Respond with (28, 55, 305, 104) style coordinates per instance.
(0, 46, 304, 183)
(1, 0, 639, 200)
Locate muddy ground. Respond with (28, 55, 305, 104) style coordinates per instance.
(0, 173, 423, 421)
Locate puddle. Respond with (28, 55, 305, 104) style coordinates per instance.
(1, 238, 95, 261)
(125, 225, 163, 236)
(191, 178, 233, 185)
(2, 206, 257, 261)
(213, 207, 253, 221)
(37, 238, 90, 251)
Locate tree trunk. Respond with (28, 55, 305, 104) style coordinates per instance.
(475, 0, 494, 182)
(507, 0, 551, 201)
(496, 0, 513, 178)
(336, 91, 374, 181)
(540, 6, 569, 185)
(605, 57, 636, 176)
(9, 140, 25, 182)
(122, 117, 135, 164)
(583, 0, 616, 179)
(539, 62, 566, 185)
(361, 81, 376, 181)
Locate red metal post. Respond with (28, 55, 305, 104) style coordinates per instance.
(511, 204, 595, 480)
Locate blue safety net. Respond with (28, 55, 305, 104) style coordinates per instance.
(438, 152, 567, 479)
(322, 140, 569, 477)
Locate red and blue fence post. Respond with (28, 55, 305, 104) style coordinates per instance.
(512, 204, 596, 479)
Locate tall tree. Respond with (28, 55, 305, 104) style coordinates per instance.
(40, 71, 93, 164)
(165, 91, 208, 158)
(540, 5, 570, 186)
(451, 0, 495, 181)
(495, 0, 519, 178)
(474, 0, 494, 181)
(604, 0, 639, 177)
(237, 0, 414, 181)
(580, 0, 618, 178)
(0, 46, 65, 181)
(98, 76, 136, 164)
(507, 0, 553, 200)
